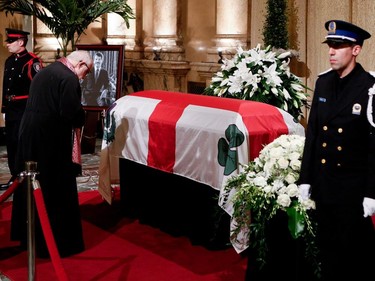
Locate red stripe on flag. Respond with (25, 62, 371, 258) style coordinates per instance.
(147, 99, 187, 172)
(133, 90, 289, 165)
(239, 104, 288, 159)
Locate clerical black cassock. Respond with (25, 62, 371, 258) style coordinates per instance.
(10, 60, 86, 258)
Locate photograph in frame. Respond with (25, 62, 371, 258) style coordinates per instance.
(76, 45, 124, 110)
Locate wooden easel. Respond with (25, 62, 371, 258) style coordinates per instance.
(81, 111, 102, 154)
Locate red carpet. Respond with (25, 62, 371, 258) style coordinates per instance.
(0, 190, 247, 281)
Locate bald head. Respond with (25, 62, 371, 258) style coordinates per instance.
(67, 50, 93, 69)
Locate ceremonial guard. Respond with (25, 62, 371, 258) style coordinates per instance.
(1, 28, 43, 190)
(298, 20, 375, 280)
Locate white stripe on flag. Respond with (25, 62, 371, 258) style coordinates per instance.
(174, 105, 250, 191)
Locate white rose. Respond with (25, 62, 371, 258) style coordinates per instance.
(300, 198, 316, 210)
(286, 183, 299, 197)
(273, 179, 285, 190)
(263, 185, 273, 193)
(269, 146, 283, 158)
(277, 193, 291, 207)
(290, 159, 301, 171)
(285, 173, 296, 184)
(253, 175, 267, 187)
(289, 151, 300, 161)
(277, 157, 289, 169)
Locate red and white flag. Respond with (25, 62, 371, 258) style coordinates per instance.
(99, 90, 304, 210)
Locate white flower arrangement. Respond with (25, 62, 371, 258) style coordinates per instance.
(204, 44, 310, 120)
(222, 134, 320, 277)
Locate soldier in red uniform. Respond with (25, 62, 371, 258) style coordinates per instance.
(1, 28, 43, 190)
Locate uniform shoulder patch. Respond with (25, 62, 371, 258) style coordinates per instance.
(33, 62, 42, 72)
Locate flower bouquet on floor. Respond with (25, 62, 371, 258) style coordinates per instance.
(204, 44, 310, 121)
(222, 134, 321, 278)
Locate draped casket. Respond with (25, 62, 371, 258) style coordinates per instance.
(98, 90, 305, 251)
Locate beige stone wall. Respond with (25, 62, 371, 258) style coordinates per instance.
(2, 0, 375, 122)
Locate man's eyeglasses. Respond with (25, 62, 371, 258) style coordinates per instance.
(81, 62, 91, 75)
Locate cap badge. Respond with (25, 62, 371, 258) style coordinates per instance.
(328, 21, 336, 35)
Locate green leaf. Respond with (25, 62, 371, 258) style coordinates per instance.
(0, 0, 135, 56)
(286, 206, 305, 239)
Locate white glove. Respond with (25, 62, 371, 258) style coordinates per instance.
(363, 197, 375, 217)
(299, 184, 311, 200)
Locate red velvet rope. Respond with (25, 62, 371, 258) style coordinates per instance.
(0, 176, 69, 280)
(33, 185, 69, 281)
(0, 178, 20, 204)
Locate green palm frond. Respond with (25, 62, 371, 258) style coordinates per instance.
(0, 0, 135, 56)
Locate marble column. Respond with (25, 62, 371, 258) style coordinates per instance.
(125, 0, 189, 94)
(207, 0, 249, 63)
(34, 18, 63, 64)
(144, 0, 184, 61)
(193, 0, 249, 87)
(107, 0, 143, 60)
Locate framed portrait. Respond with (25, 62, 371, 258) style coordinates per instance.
(76, 44, 124, 110)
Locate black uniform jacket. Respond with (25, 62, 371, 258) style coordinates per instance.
(1, 49, 43, 120)
(299, 64, 375, 205)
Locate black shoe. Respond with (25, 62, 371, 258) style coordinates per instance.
(0, 176, 15, 190)
(0, 183, 10, 190)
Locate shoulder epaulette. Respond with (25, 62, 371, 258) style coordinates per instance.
(29, 52, 43, 64)
(28, 52, 39, 59)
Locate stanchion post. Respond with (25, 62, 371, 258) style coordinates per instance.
(26, 161, 37, 281)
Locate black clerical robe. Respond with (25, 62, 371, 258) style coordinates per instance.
(11, 61, 86, 258)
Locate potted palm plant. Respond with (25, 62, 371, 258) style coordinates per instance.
(0, 0, 135, 57)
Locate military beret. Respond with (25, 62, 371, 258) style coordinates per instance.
(5, 28, 30, 43)
(322, 20, 371, 46)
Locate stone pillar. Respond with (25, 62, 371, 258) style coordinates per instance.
(144, 0, 184, 61)
(125, 0, 188, 95)
(207, 0, 249, 63)
(193, 0, 249, 88)
(34, 19, 62, 64)
(107, 0, 143, 60)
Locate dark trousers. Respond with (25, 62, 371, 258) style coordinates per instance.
(315, 204, 375, 281)
(5, 118, 21, 176)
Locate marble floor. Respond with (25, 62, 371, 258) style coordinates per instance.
(0, 140, 102, 197)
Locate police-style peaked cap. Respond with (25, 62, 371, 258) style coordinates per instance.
(323, 20, 371, 46)
(5, 28, 29, 43)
